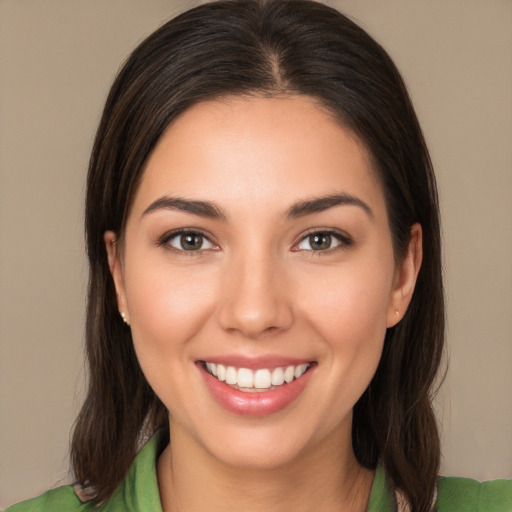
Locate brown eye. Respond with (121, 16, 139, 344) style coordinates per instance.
(181, 233, 203, 250)
(166, 231, 215, 252)
(295, 230, 352, 252)
(308, 233, 332, 251)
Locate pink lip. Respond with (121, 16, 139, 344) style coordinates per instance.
(197, 361, 315, 417)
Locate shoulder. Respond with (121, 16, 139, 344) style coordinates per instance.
(436, 475, 512, 512)
(4, 435, 163, 512)
(3, 485, 91, 512)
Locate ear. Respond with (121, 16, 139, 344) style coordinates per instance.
(104, 230, 130, 324)
(387, 223, 423, 328)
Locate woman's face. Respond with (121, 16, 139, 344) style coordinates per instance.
(106, 95, 420, 469)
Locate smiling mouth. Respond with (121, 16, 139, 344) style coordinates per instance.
(201, 361, 312, 392)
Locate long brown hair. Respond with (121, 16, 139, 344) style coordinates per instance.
(73, 1, 444, 510)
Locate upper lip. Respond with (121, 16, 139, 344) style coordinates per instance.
(198, 354, 314, 370)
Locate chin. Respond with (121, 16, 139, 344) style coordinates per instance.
(208, 433, 310, 470)
(193, 413, 347, 471)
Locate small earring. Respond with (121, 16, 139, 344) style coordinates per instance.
(394, 309, 400, 317)
(120, 312, 130, 326)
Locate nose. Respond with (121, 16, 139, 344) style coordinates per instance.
(217, 251, 294, 339)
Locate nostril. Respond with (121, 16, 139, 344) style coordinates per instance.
(216, 264, 294, 337)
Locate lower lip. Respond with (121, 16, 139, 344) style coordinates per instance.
(198, 363, 315, 417)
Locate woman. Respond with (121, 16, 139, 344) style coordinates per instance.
(6, 1, 511, 511)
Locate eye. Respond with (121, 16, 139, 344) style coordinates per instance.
(161, 230, 216, 252)
(294, 230, 352, 252)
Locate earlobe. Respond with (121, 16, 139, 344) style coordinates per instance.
(387, 223, 423, 328)
(104, 231, 129, 321)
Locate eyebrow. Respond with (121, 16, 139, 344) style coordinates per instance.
(284, 193, 373, 220)
(141, 192, 373, 222)
(142, 196, 227, 221)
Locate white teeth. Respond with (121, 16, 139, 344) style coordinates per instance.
(216, 364, 226, 382)
(237, 368, 254, 388)
(271, 367, 285, 386)
(225, 366, 237, 385)
(295, 364, 308, 379)
(284, 366, 295, 383)
(204, 362, 310, 391)
(254, 369, 272, 389)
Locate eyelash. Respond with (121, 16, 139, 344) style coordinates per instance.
(157, 228, 353, 255)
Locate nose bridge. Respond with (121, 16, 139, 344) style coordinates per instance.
(217, 244, 293, 338)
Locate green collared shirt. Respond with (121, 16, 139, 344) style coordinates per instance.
(5, 436, 512, 511)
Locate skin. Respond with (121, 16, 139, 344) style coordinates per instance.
(105, 95, 422, 511)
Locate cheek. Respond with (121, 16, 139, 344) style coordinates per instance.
(281, 255, 395, 441)
(122, 256, 219, 383)
(295, 255, 394, 386)
(300, 261, 392, 337)
(126, 252, 217, 328)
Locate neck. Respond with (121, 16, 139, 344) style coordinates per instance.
(157, 420, 374, 512)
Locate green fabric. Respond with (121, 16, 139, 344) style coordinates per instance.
(366, 465, 396, 511)
(5, 436, 511, 511)
(437, 475, 512, 512)
(4, 437, 163, 512)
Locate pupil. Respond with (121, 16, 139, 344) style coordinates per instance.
(311, 233, 331, 250)
(181, 233, 202, 250)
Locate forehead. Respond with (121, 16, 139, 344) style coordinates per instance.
(131, 95, 386, 219)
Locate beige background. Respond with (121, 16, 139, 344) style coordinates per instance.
(1, 0, 511, 507)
